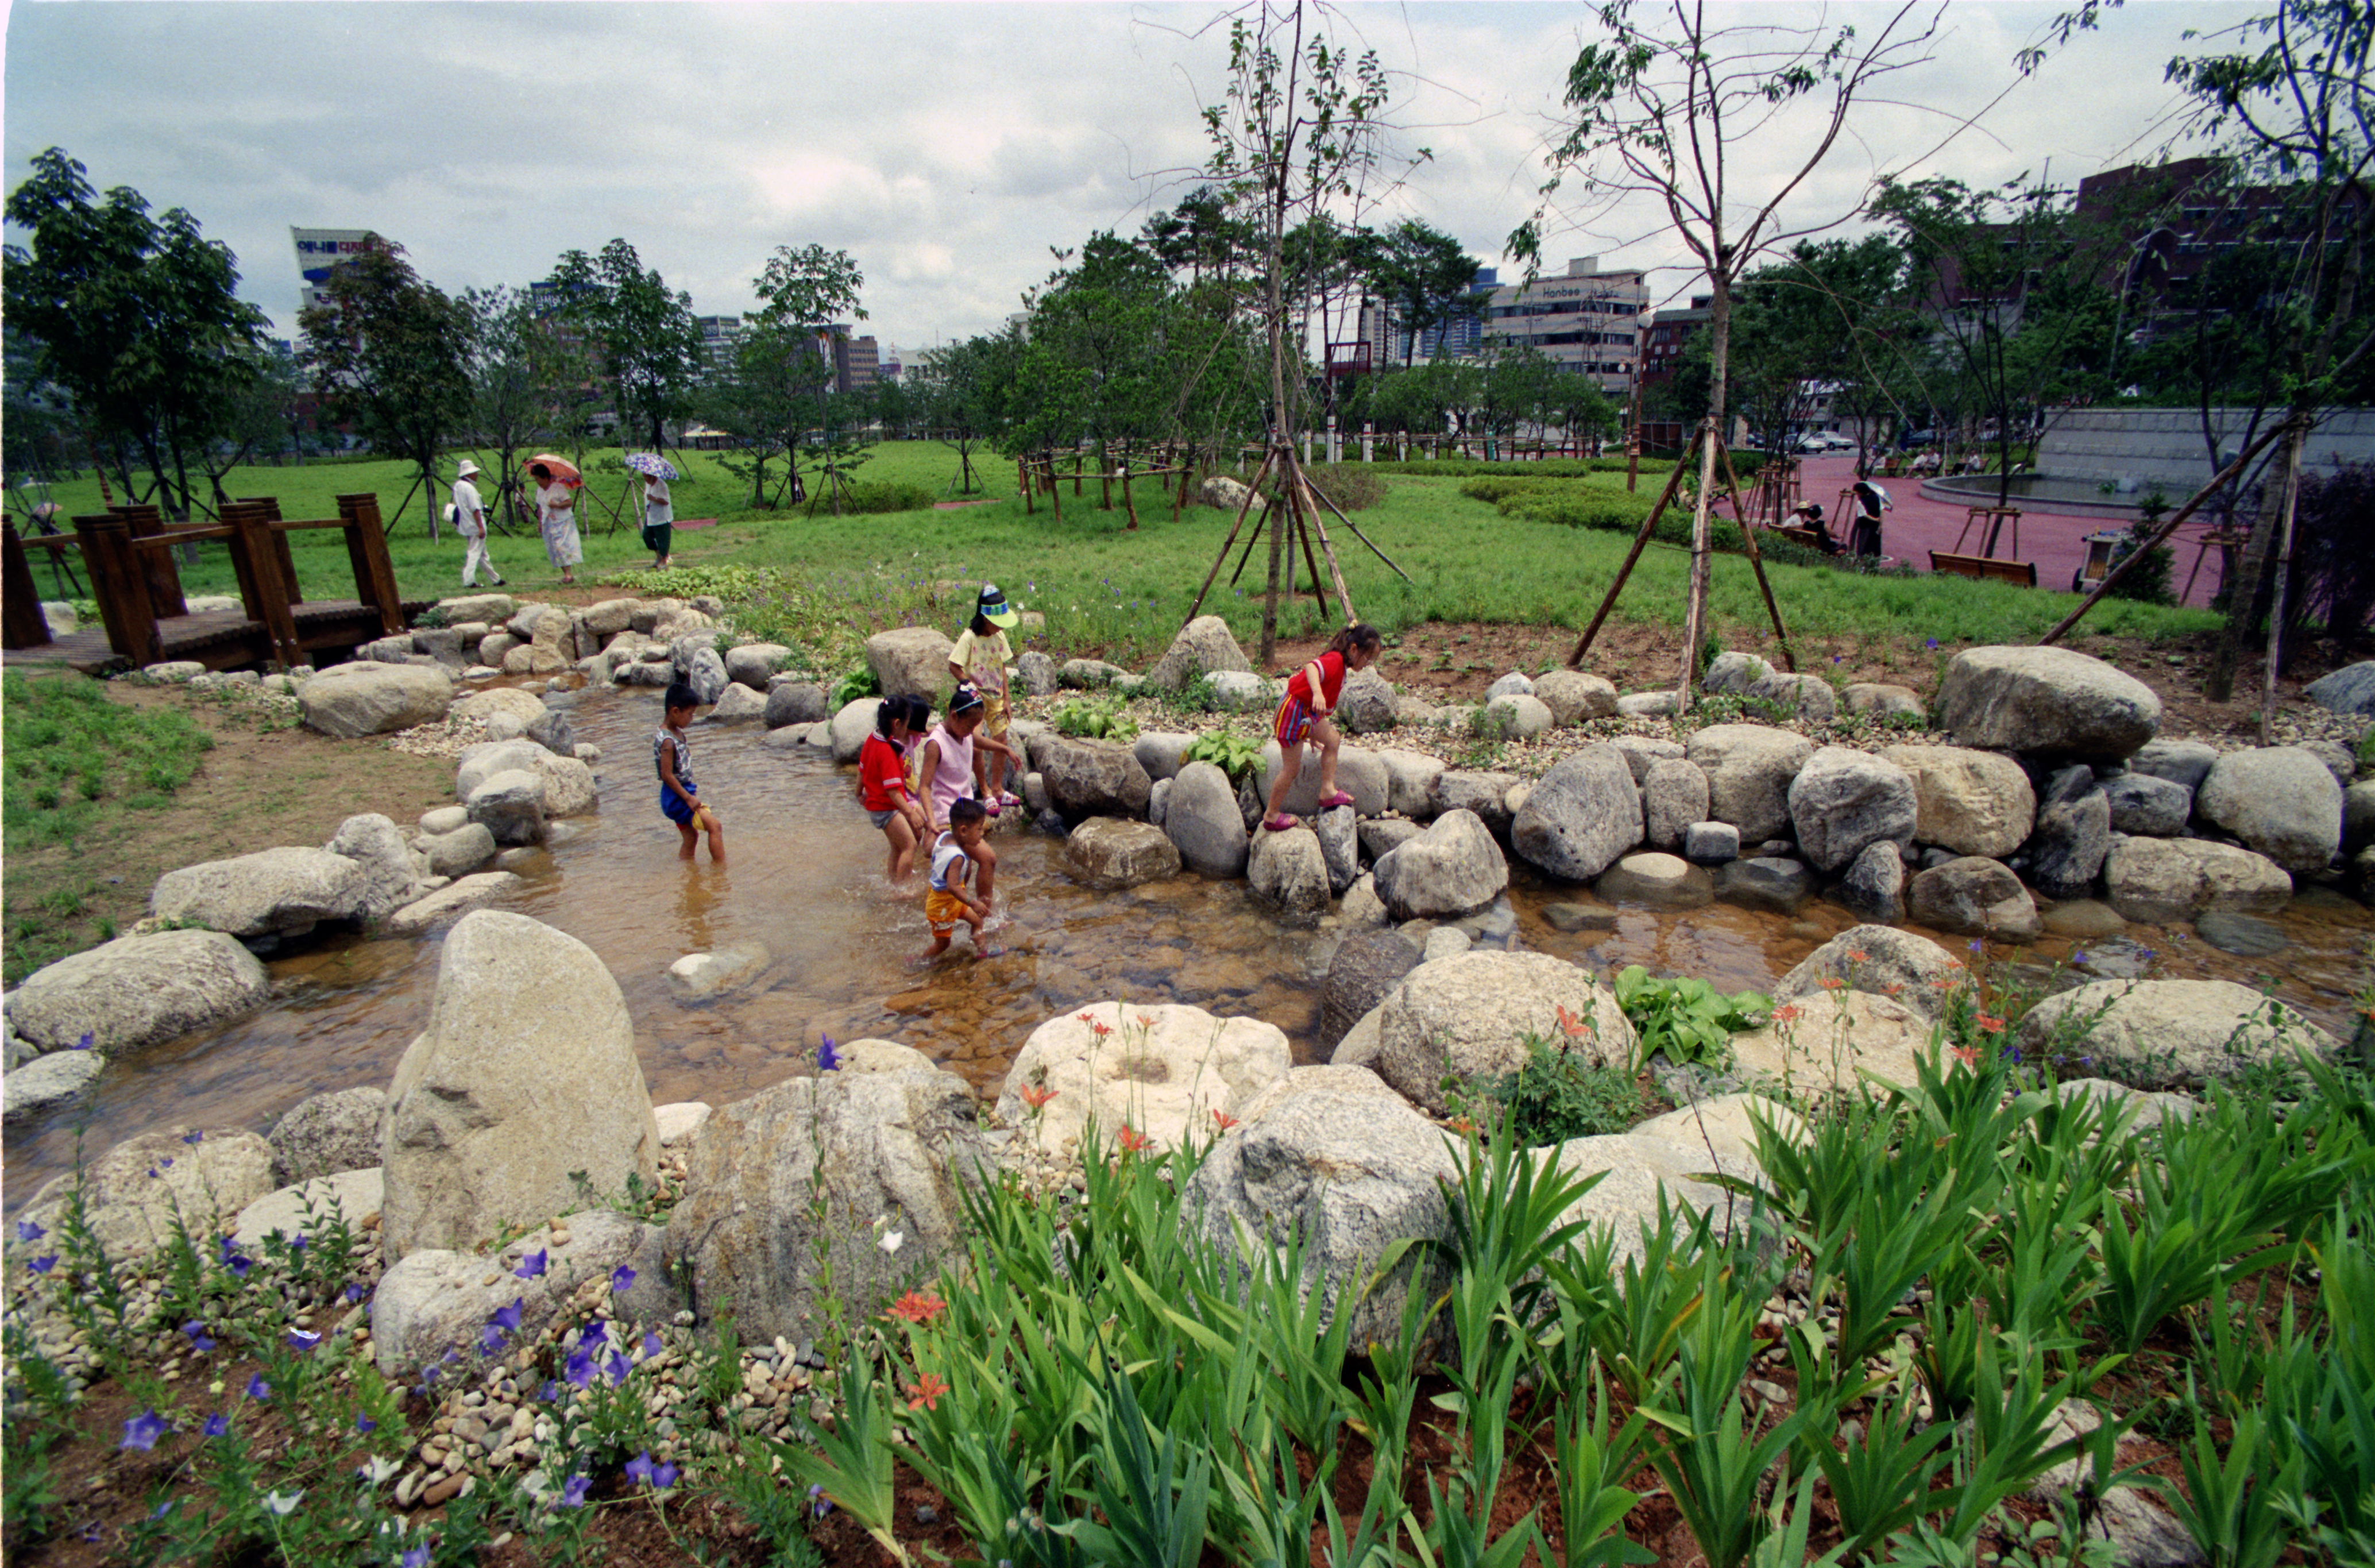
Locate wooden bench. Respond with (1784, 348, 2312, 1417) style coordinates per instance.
(1930, 550, 2037, 586)
(1775, 526, 1829, 550)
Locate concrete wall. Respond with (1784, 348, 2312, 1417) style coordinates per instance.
(2038, 407, 2375, 496)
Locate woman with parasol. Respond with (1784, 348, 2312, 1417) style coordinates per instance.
(628, 453, 678, 570)
(527, 454, 584, 585)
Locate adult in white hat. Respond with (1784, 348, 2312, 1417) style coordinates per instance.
(452, 459, 504, 588)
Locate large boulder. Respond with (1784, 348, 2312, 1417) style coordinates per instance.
(465, 770, 547, 847)
(2101, 773, 2191, 837)
(2195, 746, 2344, 874)
(2017, 979, 2337, 1091)
(1316, 805, 1360, 894)
(2026, 786, 2112, 901)
(419, 821, 497, 878)
(1375, 750, 1446, 817)
(372, 1210, 672, 1383)
(1787, 747, 1917, 874)
(3, 1051, 105, 1121)
(1702, 651, 1773, 696)
(682, 646, 730, 706)
(1934, 646, 2161, 762)
(1837, 840, 1908, 924)
(1906, 857, 2042, 941)
(1878, 746, 2037, 859)
(380, 912, 661, 1260)
(453, 686, 547, 730)
(1064, 818, 1182, 889)
(455, 739, 549, 800)
(1163, 762, 1249, 878)
(1531, 669, 1620, 725)
(1511, 745, 1643, 882)
(325, 813, 422, 921)
(1132, 732, 1197, 782)
(1546, 1134, 1767, 1265)
(1597, 852, 1714, 908)
(1373, 809, 1508, 921)
(383, 871, 524, 937)
(1182, 1067, 1458, 1353)
(998, 1001, 1291, 1156)
(1748, 670, 1839, 724)
(297, 662, 454, 738)
(1248, 825, 1331, 921)
(1432, 770, 1523, 833)
(1773, 925, 1967, 1021)
(1321, 930, 1424, 1052)
(2127, 738, 2220, 793)
(269, 1086, 388, 1184)
(2304, 661, 2375, 716)
(1641, 758, 1709, 851)
(1144, 615, 1254, 692)
(725, 642, 791, 689)
(1336, 670, 1401, 733)
(1713, 856, 1818, 914)
(1729, 991, 1948, 1095)
(234, 1168, 384, 1249)
(663, 1060, 988, 1343)
(1686, 725, 1814, 845)
(829, 697, 878, 764)
(1377, 952, 1637, 1114)
(1259, 742, 1389, 817)
(1484, 694, 1554, 739)
(665, 944, 773, 1005)
(2103, 837, 2292, 925)
(1611, 735, 1687, 784)
(1031, 734, 1154, 818)
(6, 929, 270, 1055)
(149, 847, 367, 939)
(705, 683, 767, 724)
(765, 682, 829, 729)
(1015, 651, 1057, 697)
(13, 1126, 275, 1265)
(867, 626, 958, 702)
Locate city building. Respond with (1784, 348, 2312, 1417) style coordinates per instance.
(290, 228, 387, 314)
(1481, 257, 1648, 392)
(830, 329, 879, 393)
(1639, 295, 1711, 392)
(694, 314, 743, 379)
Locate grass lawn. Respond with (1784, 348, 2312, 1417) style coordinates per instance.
(27, 442, 2217, 679)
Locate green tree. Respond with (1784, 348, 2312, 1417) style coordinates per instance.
(1724, 235, 1914, 465)
(459, 285, 577, 528)
(911, 331, 1021, 495)
(744, 243, 870, 514)
(3, 147, 270, 522)
(297, 240, 473, 532)
(1370, 218, 1484, 367)
(698, 324, 835, 509)
(545, 238, 705, 450)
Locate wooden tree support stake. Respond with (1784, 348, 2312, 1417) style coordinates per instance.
(1569, 424, 1704, 667)
(1715, 435, 1796, 671)
(1184, 447, 1278, 623)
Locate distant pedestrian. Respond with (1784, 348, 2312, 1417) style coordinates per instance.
(1849, 478, 1890, 559)
(451, 459, 505, 588)
(528, 460, 581, 586)
(641, 470, 674, 570)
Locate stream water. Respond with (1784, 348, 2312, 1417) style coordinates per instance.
(9, 686, 2373, 1206)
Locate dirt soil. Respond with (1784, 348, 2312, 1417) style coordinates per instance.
(3, 683, 454, 981)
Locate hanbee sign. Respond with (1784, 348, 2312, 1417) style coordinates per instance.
(291, 229, 380, 283)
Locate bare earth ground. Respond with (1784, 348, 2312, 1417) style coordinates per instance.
(3, 684, 455, 980)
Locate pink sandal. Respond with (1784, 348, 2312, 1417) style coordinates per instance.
(1262, 813, 1298, 833)
(1317, 791, 1356, 810)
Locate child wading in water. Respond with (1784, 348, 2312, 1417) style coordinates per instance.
(656, 682, 726, 864)
(921, 797, 998, 961)
(859, 694, 932, 881)
(913, 686, 1014, 919)
(1263, 623, 1384, 833)
(948, 584, 1025, 814)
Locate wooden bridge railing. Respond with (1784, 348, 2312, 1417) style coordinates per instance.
(1, 492, 404, 670)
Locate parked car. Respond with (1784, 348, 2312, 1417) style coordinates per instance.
(1791, 431, 1854, 453)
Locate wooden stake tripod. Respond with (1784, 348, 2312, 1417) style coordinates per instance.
(1183, 443, 1411, 643)
(1567, 417, 1797, 702)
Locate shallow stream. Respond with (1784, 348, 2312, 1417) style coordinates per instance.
(9, 686, 2372, 1203)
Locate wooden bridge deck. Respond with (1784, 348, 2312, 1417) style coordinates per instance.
(2, 598, 431, 677)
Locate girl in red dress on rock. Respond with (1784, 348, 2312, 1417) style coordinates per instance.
(1262, 623, 1384, 833)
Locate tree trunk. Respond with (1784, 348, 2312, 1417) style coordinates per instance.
(2256, 419, 2308, 740)
(2204, 425, 2299, 703)
(1679, 267, 1733, 707)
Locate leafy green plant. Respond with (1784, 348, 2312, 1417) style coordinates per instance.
(1461, 1033, 1647, 1146)
(1612, 966, 1767, 1070)
(1181, 730, 1263, 782)
(829, 664, 880, 709)
(1052, 695, 1137, 741)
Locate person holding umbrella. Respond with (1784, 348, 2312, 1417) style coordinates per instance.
(628, 454, 677, 570)
(527, 455, 582, 585)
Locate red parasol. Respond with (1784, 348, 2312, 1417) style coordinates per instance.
(526, 454, 582, 487)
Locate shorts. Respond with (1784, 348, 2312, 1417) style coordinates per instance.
(980, 692, 1011, 738)
(1274, 695, 1314, 748)
(661, 786, 697, 827)
(925, 889, 972, 936)
(868, 808, 895, 829)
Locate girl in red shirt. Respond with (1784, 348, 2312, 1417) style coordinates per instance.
(859, 696, 933, 880)
(1263, 623, 1384, 833)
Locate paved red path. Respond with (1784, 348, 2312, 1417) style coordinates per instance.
(1772, 454, 2234, 608)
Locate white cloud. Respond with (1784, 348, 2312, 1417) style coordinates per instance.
(3, 1, 2229, 346)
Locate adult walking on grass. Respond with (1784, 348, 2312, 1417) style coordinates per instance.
(451, 459, 505, 588)
(529, 459, 582, 586)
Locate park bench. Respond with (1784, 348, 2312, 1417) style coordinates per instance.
(1776, 526, 1829, 550)
(1930, 550, 2037, 587)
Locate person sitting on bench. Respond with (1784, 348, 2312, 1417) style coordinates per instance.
(1786, 501, 1841, 553)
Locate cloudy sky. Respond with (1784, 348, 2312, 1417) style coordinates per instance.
(4, 1, 2242, 359)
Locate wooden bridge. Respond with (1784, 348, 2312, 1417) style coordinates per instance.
(2, 493, 427, 676)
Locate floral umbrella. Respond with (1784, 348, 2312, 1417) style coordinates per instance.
(624, 454, 678, 481)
